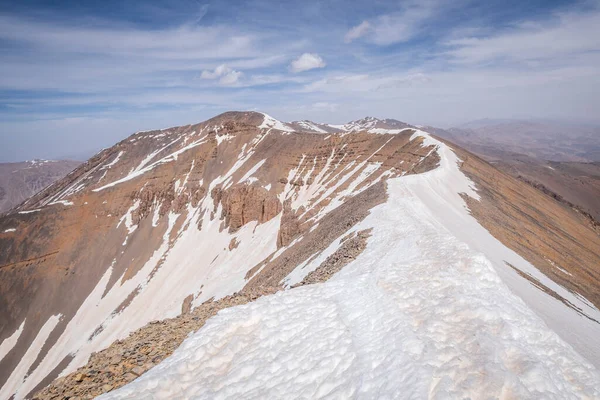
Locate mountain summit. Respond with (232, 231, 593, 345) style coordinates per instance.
(290, 116, 414, 134)
(0, 111, 599, 399)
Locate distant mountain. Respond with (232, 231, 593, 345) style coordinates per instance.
(290, 116, 414, 134)
(0, 160, 82, 213)
(430, 119, 600, 162)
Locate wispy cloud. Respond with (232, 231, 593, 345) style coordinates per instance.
(444, 8, 600, 65)
(0, 15, 256, 60)
(343, 0, 442, 46)
(345, 21, 371, 43)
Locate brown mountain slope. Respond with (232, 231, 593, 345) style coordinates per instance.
(427, 125, 600, 222)
(493, 157, 600, 221)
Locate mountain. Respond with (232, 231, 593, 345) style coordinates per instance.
(430, 119, 600, 162)
(0, 112, 599, 399)
(289, 116, 414, 134)
(493, 156, 600, 221)
(0, 160, 81, 214)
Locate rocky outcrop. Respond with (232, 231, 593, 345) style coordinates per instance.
(294, 228, 373, 286)
(212, 184, 282, 232)
(277, 200, 302, 248)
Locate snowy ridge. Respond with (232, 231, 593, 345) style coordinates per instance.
(339, 116, 379, 132)
(101, 130, 600, 399)
(287, 116, 415, 136)
(292, 120, 329, 133)
(368, 127, 412, 134)
(259, 113, 295, 133)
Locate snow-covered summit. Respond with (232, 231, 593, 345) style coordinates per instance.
(290, 116, 415, 135)
(333, 116, 414, 134)
(258, 113, 295, 133)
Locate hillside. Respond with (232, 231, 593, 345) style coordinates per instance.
(0, 160, 81, 213)
(0, 112, 599, 399)
(428, 124, 600, 222)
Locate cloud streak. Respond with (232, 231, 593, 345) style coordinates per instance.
(343, 0, 442, 46)
(444, 9, 600, 65)
(345, 21, 371, 43)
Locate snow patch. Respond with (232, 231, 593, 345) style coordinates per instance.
(49, 200, 74, 207)
(368, 128, 411, 134)
(259, 113, 295, 133)
(216, 133, 235, 145)
(295, 120, 328, 133)
(18, 209, 41, 214)
(283, 232, 346, 287)
(131, 137, 181, 174)
(101, 151, 124, 170)
(0, 315, 62, 400)
(0, 319, 25, 362)
(545, 257, 573, 276)
(238, 159, 266, 184)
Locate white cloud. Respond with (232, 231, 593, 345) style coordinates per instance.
(289, 53, 326, 73)
(200, 64, 243, 85)
(444, 9, 600, 64)
(345, 21, 371, 43)
(347, 0, 443, 46)
(219, 70, 243, 85)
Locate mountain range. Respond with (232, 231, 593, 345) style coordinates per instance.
(0, 112, 599, 399)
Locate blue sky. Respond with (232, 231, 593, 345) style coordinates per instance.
(1, 0, 599, 161)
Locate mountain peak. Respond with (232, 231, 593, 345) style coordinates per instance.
(288, 115, 414, 135)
